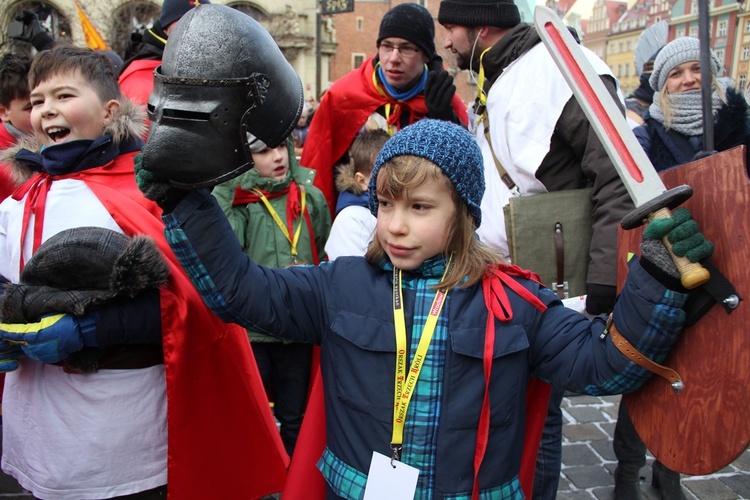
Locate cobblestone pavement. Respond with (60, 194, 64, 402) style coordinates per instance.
(1, 393, 749, 498)
(558, 394, 750, 500)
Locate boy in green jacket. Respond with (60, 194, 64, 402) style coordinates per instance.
(212, 135, 331, 456)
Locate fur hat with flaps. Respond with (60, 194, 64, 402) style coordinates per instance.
(1, 227, 169, 323)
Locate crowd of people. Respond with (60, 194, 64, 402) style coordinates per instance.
(0, 0, 746, 499)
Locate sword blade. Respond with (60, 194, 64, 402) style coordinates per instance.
(533, 6, 666, 208)
(533, 5, 709, 290)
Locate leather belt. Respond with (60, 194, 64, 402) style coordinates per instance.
(607, 318, 683, 393)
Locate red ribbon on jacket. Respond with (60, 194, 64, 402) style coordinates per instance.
(475, 264, 550, 499)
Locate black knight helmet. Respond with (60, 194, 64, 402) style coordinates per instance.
(142, 4, 303, 188)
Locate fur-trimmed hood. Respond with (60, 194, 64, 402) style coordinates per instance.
(0, 97, 147, 186)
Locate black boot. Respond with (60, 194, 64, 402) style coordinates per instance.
(651, 461, 686, 500)
(614, 465, 645, 500)
(613, 402, 646, 500)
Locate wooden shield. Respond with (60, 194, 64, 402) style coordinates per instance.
(616, 146, 750, 475)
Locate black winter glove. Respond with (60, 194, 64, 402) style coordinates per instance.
(585, 283, 616, 315)
(11, 11, 55, 51)
(134, 153, 187, 213)
(639, 207, 714, 288)
(424, 70, 460, 124)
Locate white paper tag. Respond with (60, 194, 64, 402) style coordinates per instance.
(561, 294, 587, 313)
(362, 451, 420, 500)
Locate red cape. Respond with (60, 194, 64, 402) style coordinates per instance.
(20, 153, 289, 498)
(0, 124, 18, 200)
(300, 55, 469, 212)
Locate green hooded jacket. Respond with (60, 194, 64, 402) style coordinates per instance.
(212, 138, 332, 342)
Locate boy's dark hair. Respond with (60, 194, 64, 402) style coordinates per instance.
(29, 45, 121, 102)
(351, 129, 389, 177)
(0, 53, 32, 107)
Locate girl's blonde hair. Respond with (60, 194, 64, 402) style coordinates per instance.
(657, 74, 727, 129)
(365, 155, 504, 289)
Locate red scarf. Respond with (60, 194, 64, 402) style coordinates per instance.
(233, 182, 320, 265)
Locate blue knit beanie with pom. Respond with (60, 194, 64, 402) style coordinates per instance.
(368, 119, 485, 228)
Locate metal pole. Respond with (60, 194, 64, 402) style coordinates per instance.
(316, 1, 322, 99)
(698, 0, 715, 153)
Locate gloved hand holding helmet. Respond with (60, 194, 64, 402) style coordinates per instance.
(141, 4, 304, 193)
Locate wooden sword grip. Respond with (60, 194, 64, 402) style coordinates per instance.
(650, 207, 710, 289)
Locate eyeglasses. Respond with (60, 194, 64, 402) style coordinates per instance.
(378, 42, 421, 58)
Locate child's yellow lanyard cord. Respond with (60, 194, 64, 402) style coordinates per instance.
(390, 254, 454, 464)
(250, 187, 307, 263)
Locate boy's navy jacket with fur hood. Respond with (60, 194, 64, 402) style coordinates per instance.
(0, 99, 289, 497)
(163, 187, 689, 498)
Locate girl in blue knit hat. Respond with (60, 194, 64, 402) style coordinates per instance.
(138, 118, 711, 499)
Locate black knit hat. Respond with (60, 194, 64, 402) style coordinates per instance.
(377, 3, 436, 56)
(159, 0, 211, 29)
(438, 0, 520, 29)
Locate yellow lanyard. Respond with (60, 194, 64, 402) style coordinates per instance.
(391, 255, 453, 463)
(474, 47, 493, 128)
(371, 63, 395, 135)
(251, 187, 307, 262)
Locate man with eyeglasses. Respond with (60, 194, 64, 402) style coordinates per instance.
(301, 3, 468, 213)
(437, 0, 632, 499)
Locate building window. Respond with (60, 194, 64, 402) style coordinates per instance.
(743, 45, 750, 61)
(352, 53, 365, 69)
(617, 64, 622, 77)
(745, 19, 750, 34)
(739, 74, 747, 94)
(676, 28, 685, 38)
(356, 16, 363, 31)
(627, 41, 631, 51)
(717, 20, 728, 37)
(715, 49, 724, 63)
(689, 26, 698, 38)
(691, 0, 697, 14)
(625, 63, 630, 77)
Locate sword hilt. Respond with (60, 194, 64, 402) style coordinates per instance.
(621, 186, 710, 290)
(650, 207, 710, 289)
